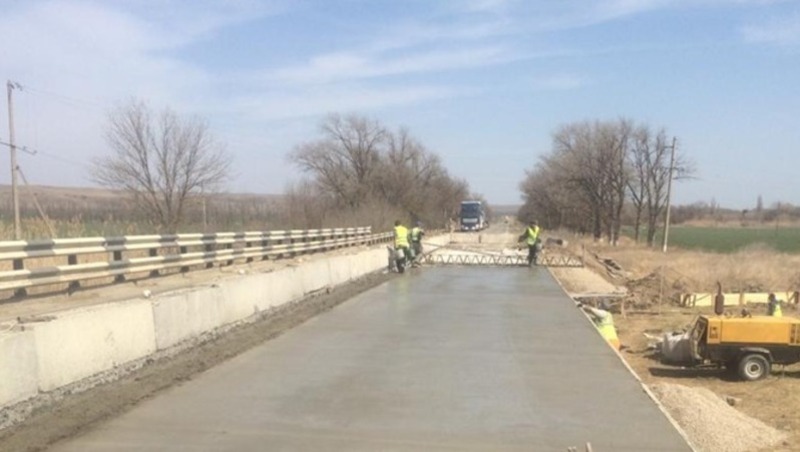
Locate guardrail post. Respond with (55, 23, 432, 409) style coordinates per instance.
(261, 238, 269, 261)
(113, 251, 125, 282)
(180, 246, 189, 272)
(204, 243, 214, 269)
(246, 240, 254, 263)
(67, 254, 81, 292)
(13, 258, 27, 297)
(149, 248, 159, 277)
(226, 243, 233, 266)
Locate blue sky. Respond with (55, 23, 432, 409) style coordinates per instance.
(0, 0, 798, 209)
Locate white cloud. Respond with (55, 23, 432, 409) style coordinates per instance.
(530, 74, 588, 91)
(266, 46, 518, 85)
(460, 0, 515, 14)
(367, 19, 513, 53)
(229, 84, 466, 122)
(742, 13, 800, 45)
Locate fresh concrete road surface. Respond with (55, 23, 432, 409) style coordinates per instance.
(50, 267, 691, 451)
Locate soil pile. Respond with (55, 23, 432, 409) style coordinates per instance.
(649, 383, 788, 452)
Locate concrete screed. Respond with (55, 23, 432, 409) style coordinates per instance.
(49, 266, 691, 452)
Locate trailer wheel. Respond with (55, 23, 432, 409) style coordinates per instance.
(737, 354, 771, 381)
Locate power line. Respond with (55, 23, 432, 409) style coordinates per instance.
(0, 139, 93, 172)
(33, 148, 90, 170)
(17, 84, 106, 112)
(0, 140, 38, 155)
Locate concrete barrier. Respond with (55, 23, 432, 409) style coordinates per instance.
(328, 255, 354, 286)
(0, 330, 38, 407)
(264, 266, 305, 309)
(300, 258, 334, 295)
(153, 288, 225, 350)
(33, 300, 157, 392)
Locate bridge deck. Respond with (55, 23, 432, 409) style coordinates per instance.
(51, 267, 690, 451)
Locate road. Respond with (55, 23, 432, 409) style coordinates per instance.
(49, 267, 691, 451)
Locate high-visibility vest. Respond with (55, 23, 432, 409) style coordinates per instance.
(410, 227, 422, 242)
(773, 303, 783, 317)
(394, 225, 409, 248)
(526, 226, 540, 245)
(597, 313, 620, 349)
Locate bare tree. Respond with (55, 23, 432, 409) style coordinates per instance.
(626, 126, 652, 242)
(288, 114, 469, 230)
(636, 133, 694, 246)
(521, 119, 692, 244)
(519, 148, 595, 233)
(376, 128, 454, 220)
(290, 114, 387, 208)
(597, 119, 632, 245)
(91, 99, 231, 232)
(551, 121, 619, 241)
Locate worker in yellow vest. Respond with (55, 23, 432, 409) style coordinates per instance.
(410, 221, 425, 265)
(393, 220, 412, 272)
(518, 220, 541, 266)
(581, 302, 621, 350)
(767, 293, 783, 317)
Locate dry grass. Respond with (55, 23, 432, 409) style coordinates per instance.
(574, 236, 800, 295)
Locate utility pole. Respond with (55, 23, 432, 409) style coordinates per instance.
(7, 81, 22, 240)
(661, 136, 677, 253)
(201, 185, 207, 232)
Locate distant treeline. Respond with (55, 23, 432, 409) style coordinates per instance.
(670, 200, 800, 225)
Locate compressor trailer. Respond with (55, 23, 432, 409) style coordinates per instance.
(671, 315, 800, 381)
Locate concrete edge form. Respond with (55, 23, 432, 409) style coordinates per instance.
(0, 234, 448, 416)
(547, 267, 699, 452)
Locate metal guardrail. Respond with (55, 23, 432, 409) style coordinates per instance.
(420, 253, 584, 268)
(0, 227, 393, 295)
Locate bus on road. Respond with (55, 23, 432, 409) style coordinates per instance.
(460, 201, 487, 231)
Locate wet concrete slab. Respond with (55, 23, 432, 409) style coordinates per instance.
(50, 267, 691, 451)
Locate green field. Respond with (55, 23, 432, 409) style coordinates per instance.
(655, 226, 800, 253)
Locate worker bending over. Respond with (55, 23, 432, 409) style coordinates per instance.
(410, 221, 425, 266)
(393, 220, 412, 265)
(580, 302, 621, 350)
